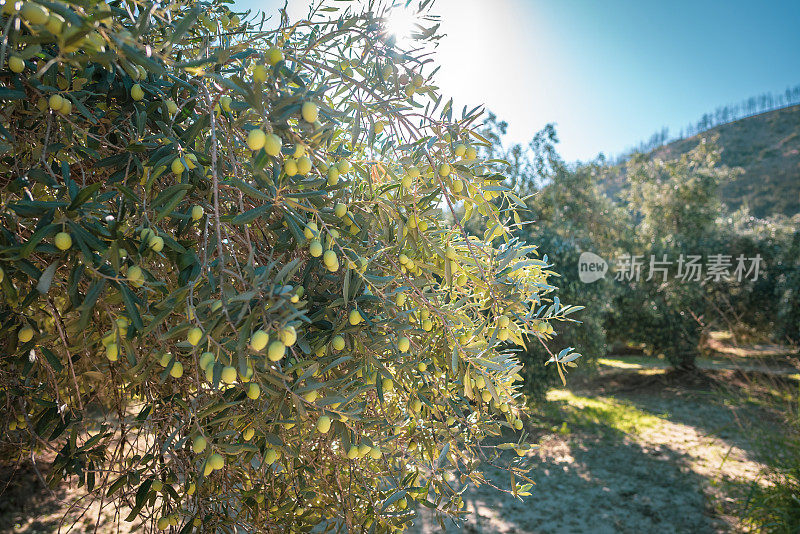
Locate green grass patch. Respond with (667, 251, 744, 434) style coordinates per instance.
(598, 356, 668, 369)
(545, 389, 665, 437)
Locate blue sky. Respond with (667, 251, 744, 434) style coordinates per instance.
(237, 0, 800, 162)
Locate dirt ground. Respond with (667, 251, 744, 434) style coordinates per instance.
(410, 360, 798, 534)
(0, 451, 138, 534)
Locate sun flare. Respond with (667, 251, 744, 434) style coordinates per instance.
(386, 6, 417, 44)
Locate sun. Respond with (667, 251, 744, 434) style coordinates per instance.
(385, 6, 417, 45)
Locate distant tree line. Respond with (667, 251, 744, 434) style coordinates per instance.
(616, 84, 800, 162)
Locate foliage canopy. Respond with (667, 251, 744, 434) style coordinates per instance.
(0, 0, 574, 531)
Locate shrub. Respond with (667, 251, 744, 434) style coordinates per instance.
(0, 0, 572, 531)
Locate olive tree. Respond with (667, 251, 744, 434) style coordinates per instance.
(608, 139, 738, 369)
(0, 0, 574, 531)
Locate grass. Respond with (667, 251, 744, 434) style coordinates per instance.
(740, 460, 800, 533)
(597, 356, 667, 369)
(735, 408, 800, 533)
(544, 389, 665, 436)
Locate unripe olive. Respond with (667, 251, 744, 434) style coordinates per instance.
(127, 265, 144, 286)
(247, 129, 266, 151)
(266, 47, 283, 65)
(316, 415, 331, 434)
(397, 336, 410, 352)
(327, 167, 339, 186)
(348, 309, 362, 325)
(8, 56, 24, 73)
(208, 453, 224, 470)
(48, 94, 64, 111)
(250, 330, 269, 351)
(267, 341, 285, 362)
(221, 366, 236, 384)
(280, 326, 297, 346)
(54, 231, 72, 250)
(148, 235, 164, 252)
(192, 435, 207, 453)
(301, 101, 319, 123)
(130, 84, 144, 101)
(45, 12, 63, 34)
(284, 159, 298, 176)
(323, 249, 338, 269)
(264, 133, 282, 156)
(170, 361, 183, 378)
(295, 156, 313, 176)
(20, 2, 48, 25)
(171, 158, 184, 175)
(187, 327, 203, 346)
(199, 352, 214, 371)
(253, 64, 268, 83)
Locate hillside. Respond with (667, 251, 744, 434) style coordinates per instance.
(608, 104, 800, 218)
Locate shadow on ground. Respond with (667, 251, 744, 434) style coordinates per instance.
(410, 367, 794, 533)
(0, 456, 136, 534)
